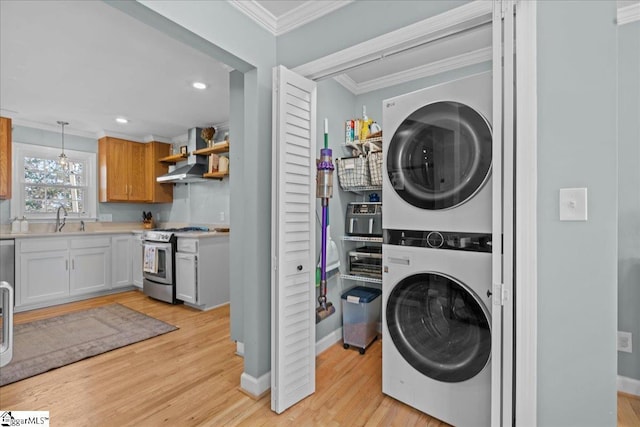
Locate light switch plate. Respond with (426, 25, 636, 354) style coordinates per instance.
(559, 188, 588, 221)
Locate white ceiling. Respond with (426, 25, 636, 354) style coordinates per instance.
(0, 0, 231, 142)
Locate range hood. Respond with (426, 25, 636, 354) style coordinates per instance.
(157, 127, 209, 183)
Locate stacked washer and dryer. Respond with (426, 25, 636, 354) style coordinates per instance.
(381, 72, 494, 427)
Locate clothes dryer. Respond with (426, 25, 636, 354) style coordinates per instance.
(383, 72, 492, 233)
(382, 231, 492, 427)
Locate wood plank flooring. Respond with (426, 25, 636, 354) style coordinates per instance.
(1, 290, 638, 426)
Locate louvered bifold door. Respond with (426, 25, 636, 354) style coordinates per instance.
(271, 65, 317, 414)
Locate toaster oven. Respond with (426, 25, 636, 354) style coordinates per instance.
(345, 202, 382, 237)
(348, 246, 382, 278)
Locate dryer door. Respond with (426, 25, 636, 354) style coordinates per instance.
(386, 272, 491, 382)
(387, 101, 492, 210)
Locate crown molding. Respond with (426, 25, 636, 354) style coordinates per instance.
(276, 1, 354, 36)
(12, 118, 99, 140)
(227, 1, 277, 35)
(292, 0, 492, 81)
(334, 47, 492, 96)
(618, 3, 640, 25)
(227, 0, 352, 36)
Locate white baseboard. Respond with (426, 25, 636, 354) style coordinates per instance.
(236, 341, 244, 357)
(316, 327, 343, 355)
(618, 375, 640, 396)
(240, 371, 271, 398)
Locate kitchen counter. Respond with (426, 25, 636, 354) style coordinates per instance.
(0, 223, 230, 240)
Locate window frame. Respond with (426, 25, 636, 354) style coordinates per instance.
(11, 142, 97, 221)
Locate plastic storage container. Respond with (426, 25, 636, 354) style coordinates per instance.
(341, 286, 382, 354)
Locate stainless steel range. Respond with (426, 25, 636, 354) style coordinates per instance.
(142, 226, 209, 304)
(142, 230, 178, 304)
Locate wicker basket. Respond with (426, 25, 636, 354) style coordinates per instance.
(368, 151, 383, 187)
(336, 156, 371, 190)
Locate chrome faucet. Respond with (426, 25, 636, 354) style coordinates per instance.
(80, 220, 85, 232)
(56, 206, 68, 232)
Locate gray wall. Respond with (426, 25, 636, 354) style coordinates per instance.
(136, 0, 277, 384)
(537, 1, 618, 425)
(276, 0, 470, 68)
(618, 20, 640, 382)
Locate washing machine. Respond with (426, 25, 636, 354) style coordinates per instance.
(382, 231, 492, 427)
(382, 72, 493, 233)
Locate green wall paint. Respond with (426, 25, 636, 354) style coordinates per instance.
(537, 1, 618, 425)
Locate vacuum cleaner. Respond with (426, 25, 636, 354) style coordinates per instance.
(316, 118, 336, 323)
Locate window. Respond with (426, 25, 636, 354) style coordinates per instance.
(12, 143, 97, 220)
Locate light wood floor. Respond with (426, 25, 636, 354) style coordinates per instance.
(1, 290, 638, 426)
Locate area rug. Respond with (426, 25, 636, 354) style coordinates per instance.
(0, 304, 177, 386)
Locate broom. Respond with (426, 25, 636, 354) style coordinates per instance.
(316, 118, 336, 323)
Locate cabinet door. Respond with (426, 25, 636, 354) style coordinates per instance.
(100, 138, 130, 201)
(112, 236, 133, 288)
(20, 250, 69, 306)
(132, 235, 143, 288)
(70, 247, 111, 295)
(0, 116, 11, 200)
(176, 252, 197, 304)
(129, 142, 150, 202)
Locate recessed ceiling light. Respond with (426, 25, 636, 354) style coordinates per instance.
(192, 82, 207, 90)
(115, 117, 128, 124)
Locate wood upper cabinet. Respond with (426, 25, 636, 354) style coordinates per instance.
(147, 141, 173, 203)
(0, 116, 12, 199)
(99, 136, 148, 202)
(98, 137, 172, 203)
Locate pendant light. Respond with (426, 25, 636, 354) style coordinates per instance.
(57, 120, 69, 170)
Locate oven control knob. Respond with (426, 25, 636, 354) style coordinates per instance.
(426, 231, 444, 248)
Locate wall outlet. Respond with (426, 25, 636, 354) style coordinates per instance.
(218, 211, 225, 221)
(618, 331, 632, 353)
(98, 214, 112, 222)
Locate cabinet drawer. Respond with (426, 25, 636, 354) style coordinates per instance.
(177, 238, 198, 253)
(19, 238, 68, 253)
(70, 236, 111, 249)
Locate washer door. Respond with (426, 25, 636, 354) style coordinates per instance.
(386, 272, 491, 383)
(387, 101, 492, 210)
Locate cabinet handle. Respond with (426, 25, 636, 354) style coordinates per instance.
(66, 260, 68, 270)
(72, 259, 75, 270)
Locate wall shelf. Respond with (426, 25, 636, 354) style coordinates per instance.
(192, 141, 229, 156)
(340, 273, 382, 284)
(340, 185, 381, 192)
(342, 236, 383, 243)
(159, 153, 187, 164)
(203, 171, 229, 180)
(343, 136, 383, 146)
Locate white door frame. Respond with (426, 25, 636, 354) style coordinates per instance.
(290, 1, 538, 425)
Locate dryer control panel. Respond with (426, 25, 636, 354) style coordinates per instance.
(384, 229, 492, 252)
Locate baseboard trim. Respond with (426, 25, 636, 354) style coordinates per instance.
(315, 327, 343, 355)
(240, 371, 271, 398)
(235, 341, 244, 357)
(618, 375, 640, 397)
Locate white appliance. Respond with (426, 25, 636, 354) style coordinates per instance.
(382, 72, 493, 233)
(382, 240, 492, 427)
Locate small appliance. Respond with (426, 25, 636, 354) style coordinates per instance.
(345, 202, 382, 237)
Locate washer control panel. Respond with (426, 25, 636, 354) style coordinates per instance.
(384, 229, 492, 252)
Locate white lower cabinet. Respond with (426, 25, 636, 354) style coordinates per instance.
(111, 235, 132, 288)
(69, 236, 111, 296)
(175, 235, 229, 310)
(15, 234, 135, 310)
(132, 234, 143, 288)
(176, 252, 197, 304)
(20, 247, 69, 306)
